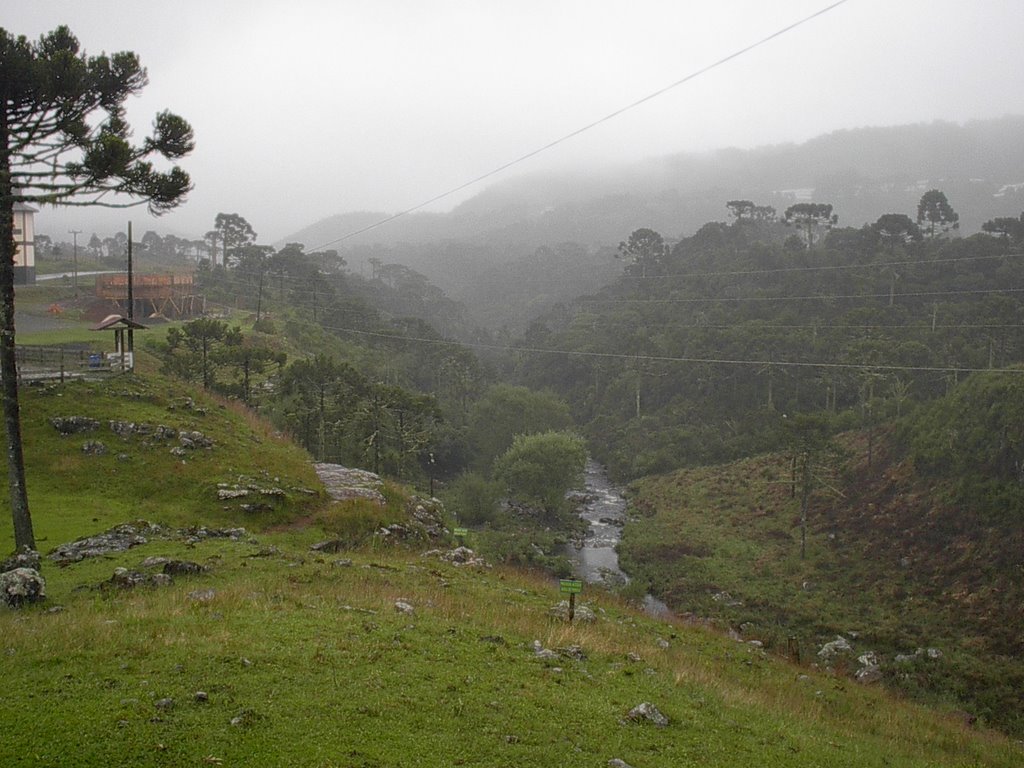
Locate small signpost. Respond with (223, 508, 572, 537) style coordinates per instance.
(559, 579, 583, 622)
(453, 527, 468, 541)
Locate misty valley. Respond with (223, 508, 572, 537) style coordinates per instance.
(4, 48, 1024, 763)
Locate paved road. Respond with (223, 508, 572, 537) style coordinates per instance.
(36, 270, 121, 282)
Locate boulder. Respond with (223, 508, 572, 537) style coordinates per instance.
(0, 567, 46, 607)
(310, 539, 347, 554)
(549, 600, 596, 623)
(180, 525, 246, 542)
(556, 644, 587, 661)
(855, 663, 883, 684)
(153, 425, 178, 440)
(217, 488, 250, 500)
(625, 702, 669, 727)
(50, 416, 100, 435)
(421, 547, 489, 568)
(817, 635, 854, 661)
(314, 463, 386, 505)
(1, 547, 41, 573)
(855, 652, 883, 684)
(378, 524, 410, 539)
(408, 498, 446, 539)
(49, 521, 164, 566)
(105, 567, 154, 590)
(179, 431, 214, 450)
(162, 560, 206, 577)
(532, 640, 559, 661)
(109, 420, 147, 438)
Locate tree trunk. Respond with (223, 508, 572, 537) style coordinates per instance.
(0, 128, 35, 551)
(256, 266, 264, 322)
(318, 387, 326, 461)
(800, 452, 812, 560)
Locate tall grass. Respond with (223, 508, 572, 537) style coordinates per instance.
(2, 536, 1019, 767)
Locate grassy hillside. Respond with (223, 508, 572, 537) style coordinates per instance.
(2, 531, 1022, 766)
(0, 366, 323, 554)
(618, 422, 1024, 736)
(0, 369, 1021, 765)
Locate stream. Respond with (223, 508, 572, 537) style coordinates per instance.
(567, 460, 671, 617)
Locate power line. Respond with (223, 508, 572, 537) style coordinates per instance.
(303, 320, 1024, 377)
(307, 0, 852, 252)
(197, 268, 1024, 341)
(185, 235, 1020, 295)
(198, 260, 1024, 308)
(195, 288, 1024, 380)
(619, 251, 1024, 281)
(580, 286, 1024, 306)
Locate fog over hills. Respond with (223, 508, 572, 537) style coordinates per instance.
(280, 116, 1024, 329)
(287, 116, 1024, 249)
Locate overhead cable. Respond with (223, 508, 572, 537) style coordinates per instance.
(307, 0, 851, 252)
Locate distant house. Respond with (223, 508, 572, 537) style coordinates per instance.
(12, 201, 37, 285)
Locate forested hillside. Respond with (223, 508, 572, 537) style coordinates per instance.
(510, 202, 1024, 482)
(617, 372, 1024, 734)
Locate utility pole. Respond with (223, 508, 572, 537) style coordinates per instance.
(256, 260, 264, 323)
(127, 222, 134, 358)
(68, 229, 81, 294)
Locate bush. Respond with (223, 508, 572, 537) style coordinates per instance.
(443, 472, 502, 526)
(253, 317, 277, 334)
(493, 431, 587, 518)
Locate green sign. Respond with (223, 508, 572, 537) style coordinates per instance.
(453, 527, 469, 537)
(559, 579, 583, 595)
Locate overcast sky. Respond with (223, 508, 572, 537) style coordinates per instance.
(9, 0, 1024, 243)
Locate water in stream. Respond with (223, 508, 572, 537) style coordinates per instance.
(568, 460, 671, 617)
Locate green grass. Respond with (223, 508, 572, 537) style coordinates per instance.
(2, 535, 1021, 767)
(0, 369, 323, 554)
(0, 371, 1021, 765)
(618, 434, 1024, 736)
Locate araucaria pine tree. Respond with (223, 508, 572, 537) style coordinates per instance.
(0, 25, 194, 550)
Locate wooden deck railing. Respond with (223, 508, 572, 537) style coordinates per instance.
(13, 345, 132, 382)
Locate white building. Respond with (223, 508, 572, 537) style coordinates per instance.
(12, 202, 37, 285)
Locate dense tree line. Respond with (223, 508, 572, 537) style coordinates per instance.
(164, 222, 484, 487)
(168, 215, 586, 508)
(512, 194, 1024, 480)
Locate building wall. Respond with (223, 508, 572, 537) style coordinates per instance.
(12, 204, 36, 285)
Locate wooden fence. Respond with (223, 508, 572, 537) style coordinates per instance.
(13, 345, 132, 382)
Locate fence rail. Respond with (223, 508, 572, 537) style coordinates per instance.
(13, 345, 132, 382)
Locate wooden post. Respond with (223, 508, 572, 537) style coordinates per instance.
(256, 264, 264, 323)
(127, 222, 134, 356)
(559, 579, 583, 623)
(68, 229, 80, 295)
